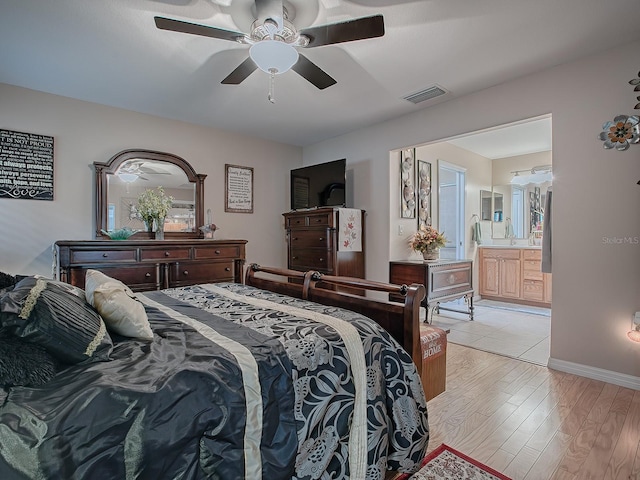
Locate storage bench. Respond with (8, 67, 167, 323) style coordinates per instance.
(419, 325, 447, 401)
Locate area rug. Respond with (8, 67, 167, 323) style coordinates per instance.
(393, 444, 512, 480)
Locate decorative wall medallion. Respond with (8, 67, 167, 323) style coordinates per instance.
(630, 69, 640, 109)
(417, 159, 432, 229)
(400, 149, 416, 218)
(598, 114, 639, 151)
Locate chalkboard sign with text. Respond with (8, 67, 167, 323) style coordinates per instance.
(0, 129, 54, 200)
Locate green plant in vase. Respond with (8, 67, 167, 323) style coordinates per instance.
(137, 186, 174, 238)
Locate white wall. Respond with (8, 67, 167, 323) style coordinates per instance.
(304, 40, 640, 384)
(0, 84, 302, 276)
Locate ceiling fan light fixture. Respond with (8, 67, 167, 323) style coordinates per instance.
(249, 39, 298, 74)
(118, 172, 139, 183)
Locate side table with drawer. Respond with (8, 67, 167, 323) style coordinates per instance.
(389, 259, 474, 322)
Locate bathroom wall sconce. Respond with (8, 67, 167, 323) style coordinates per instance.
(628, 312, 640, 343)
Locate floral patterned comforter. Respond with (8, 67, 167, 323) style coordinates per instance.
(0, 283, 428, 480)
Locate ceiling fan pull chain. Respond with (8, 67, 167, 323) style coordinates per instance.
(268, 68, 276, 104)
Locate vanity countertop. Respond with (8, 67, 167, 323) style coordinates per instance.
(479, 245, 541, 249)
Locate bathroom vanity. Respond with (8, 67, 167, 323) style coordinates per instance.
(478, 246, 551, 307)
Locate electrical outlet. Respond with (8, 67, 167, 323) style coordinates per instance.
(634, 312, 640, 327)
(398, 224, 404, 236)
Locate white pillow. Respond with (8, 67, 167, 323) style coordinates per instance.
(84, 269, 153, 340)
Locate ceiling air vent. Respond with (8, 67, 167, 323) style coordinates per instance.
(403, 85, 447, 104)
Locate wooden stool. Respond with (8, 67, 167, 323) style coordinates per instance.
(419, 325, 447, 401)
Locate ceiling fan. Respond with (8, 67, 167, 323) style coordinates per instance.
(117, 161, 171, 183)
(154, 0, 384, 99)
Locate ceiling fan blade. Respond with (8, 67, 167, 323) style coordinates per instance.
(291, 54, 336, 90)
(154, 16, 244, 43)
(300, 14, 384, 48)
(221, 57, 259, 85)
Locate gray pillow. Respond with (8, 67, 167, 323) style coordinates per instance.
(0, 276, 113, 364)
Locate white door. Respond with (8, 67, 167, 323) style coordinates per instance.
(438, 161, 466, 260)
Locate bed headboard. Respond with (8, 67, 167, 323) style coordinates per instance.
(245, 264, 426, 373)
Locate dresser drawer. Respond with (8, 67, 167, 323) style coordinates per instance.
(523, 269, 543, 281)
(67, 265, 159, 291)
(306, 212, 332, 227)
(522, 279, 544, 301)
(523, 259, 541, 270)
(286, 211, 333, 228)
(289, 249, 332, 272)
(428, 263, 473, 300)
(194, 245, 241, 259)
(169, 261, 234, 286)
(140, 247, 191, 261)
(70, 248, 137, 264)
(289, 230, 332, 248)
(523, 249, 542, 261)
(480, 248, 521, 260)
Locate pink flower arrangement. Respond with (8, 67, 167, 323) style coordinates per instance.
(409, 225, 446, 252)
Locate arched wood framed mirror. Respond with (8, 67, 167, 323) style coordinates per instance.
(95, 149, 206, 239)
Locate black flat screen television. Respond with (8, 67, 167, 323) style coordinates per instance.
(290, 159, 346, 210)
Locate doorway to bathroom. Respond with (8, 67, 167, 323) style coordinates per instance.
(421, 115, 553, 365)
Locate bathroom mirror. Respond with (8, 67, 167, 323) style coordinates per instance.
(480, 190, 492, 221)
(95, 149, 206, 239)
(491, 182, 550, 239)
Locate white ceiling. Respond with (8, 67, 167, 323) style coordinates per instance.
(447, 117, 552, 159)
(1, 0, 639, 147)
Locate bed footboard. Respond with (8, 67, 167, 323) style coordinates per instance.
(245, 264, 426, 375)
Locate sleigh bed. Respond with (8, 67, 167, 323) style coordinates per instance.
(0, 265, 428, 480)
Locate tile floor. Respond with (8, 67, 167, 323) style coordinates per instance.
(426, 300, 551, 366)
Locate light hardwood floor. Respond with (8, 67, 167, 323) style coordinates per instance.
(425, 343, 640, 480)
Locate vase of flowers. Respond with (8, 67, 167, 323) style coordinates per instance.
(137, 187, 174, 239)
(409, 225, 446, 262)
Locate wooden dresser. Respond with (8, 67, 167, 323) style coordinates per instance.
(389, 259, 474, 321)
(55, 239, 247, 292)
(478, 247, 551, 306)
(283, 208, 365, 278)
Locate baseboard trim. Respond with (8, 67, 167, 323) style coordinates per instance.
(548, 357, 640, 390)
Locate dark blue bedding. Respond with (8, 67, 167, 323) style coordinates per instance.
(0, 283, 428, 479)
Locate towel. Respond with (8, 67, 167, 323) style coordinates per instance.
(338, 208, 362, 252)
(504, 221, 515, 239)
(472, 221, 482, 245)
(541, 189, 552, 273)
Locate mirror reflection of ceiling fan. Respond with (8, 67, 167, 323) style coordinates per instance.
(117, 161, 171, 183)
(154, 0, 384, 101)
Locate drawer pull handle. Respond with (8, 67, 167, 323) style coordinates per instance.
(164, 251, 170, 257)
(183, 270, 189, 276)
(318, 237, 324, 241)
(145, 273, 151, 278)
(292, 256, 298, 260)
(215, 250, 221, 254)
(225, 267, 231, 272)
(319, 258, 324, 262)
(293, 237, 298, 241)
(102, 253, 108, 258)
